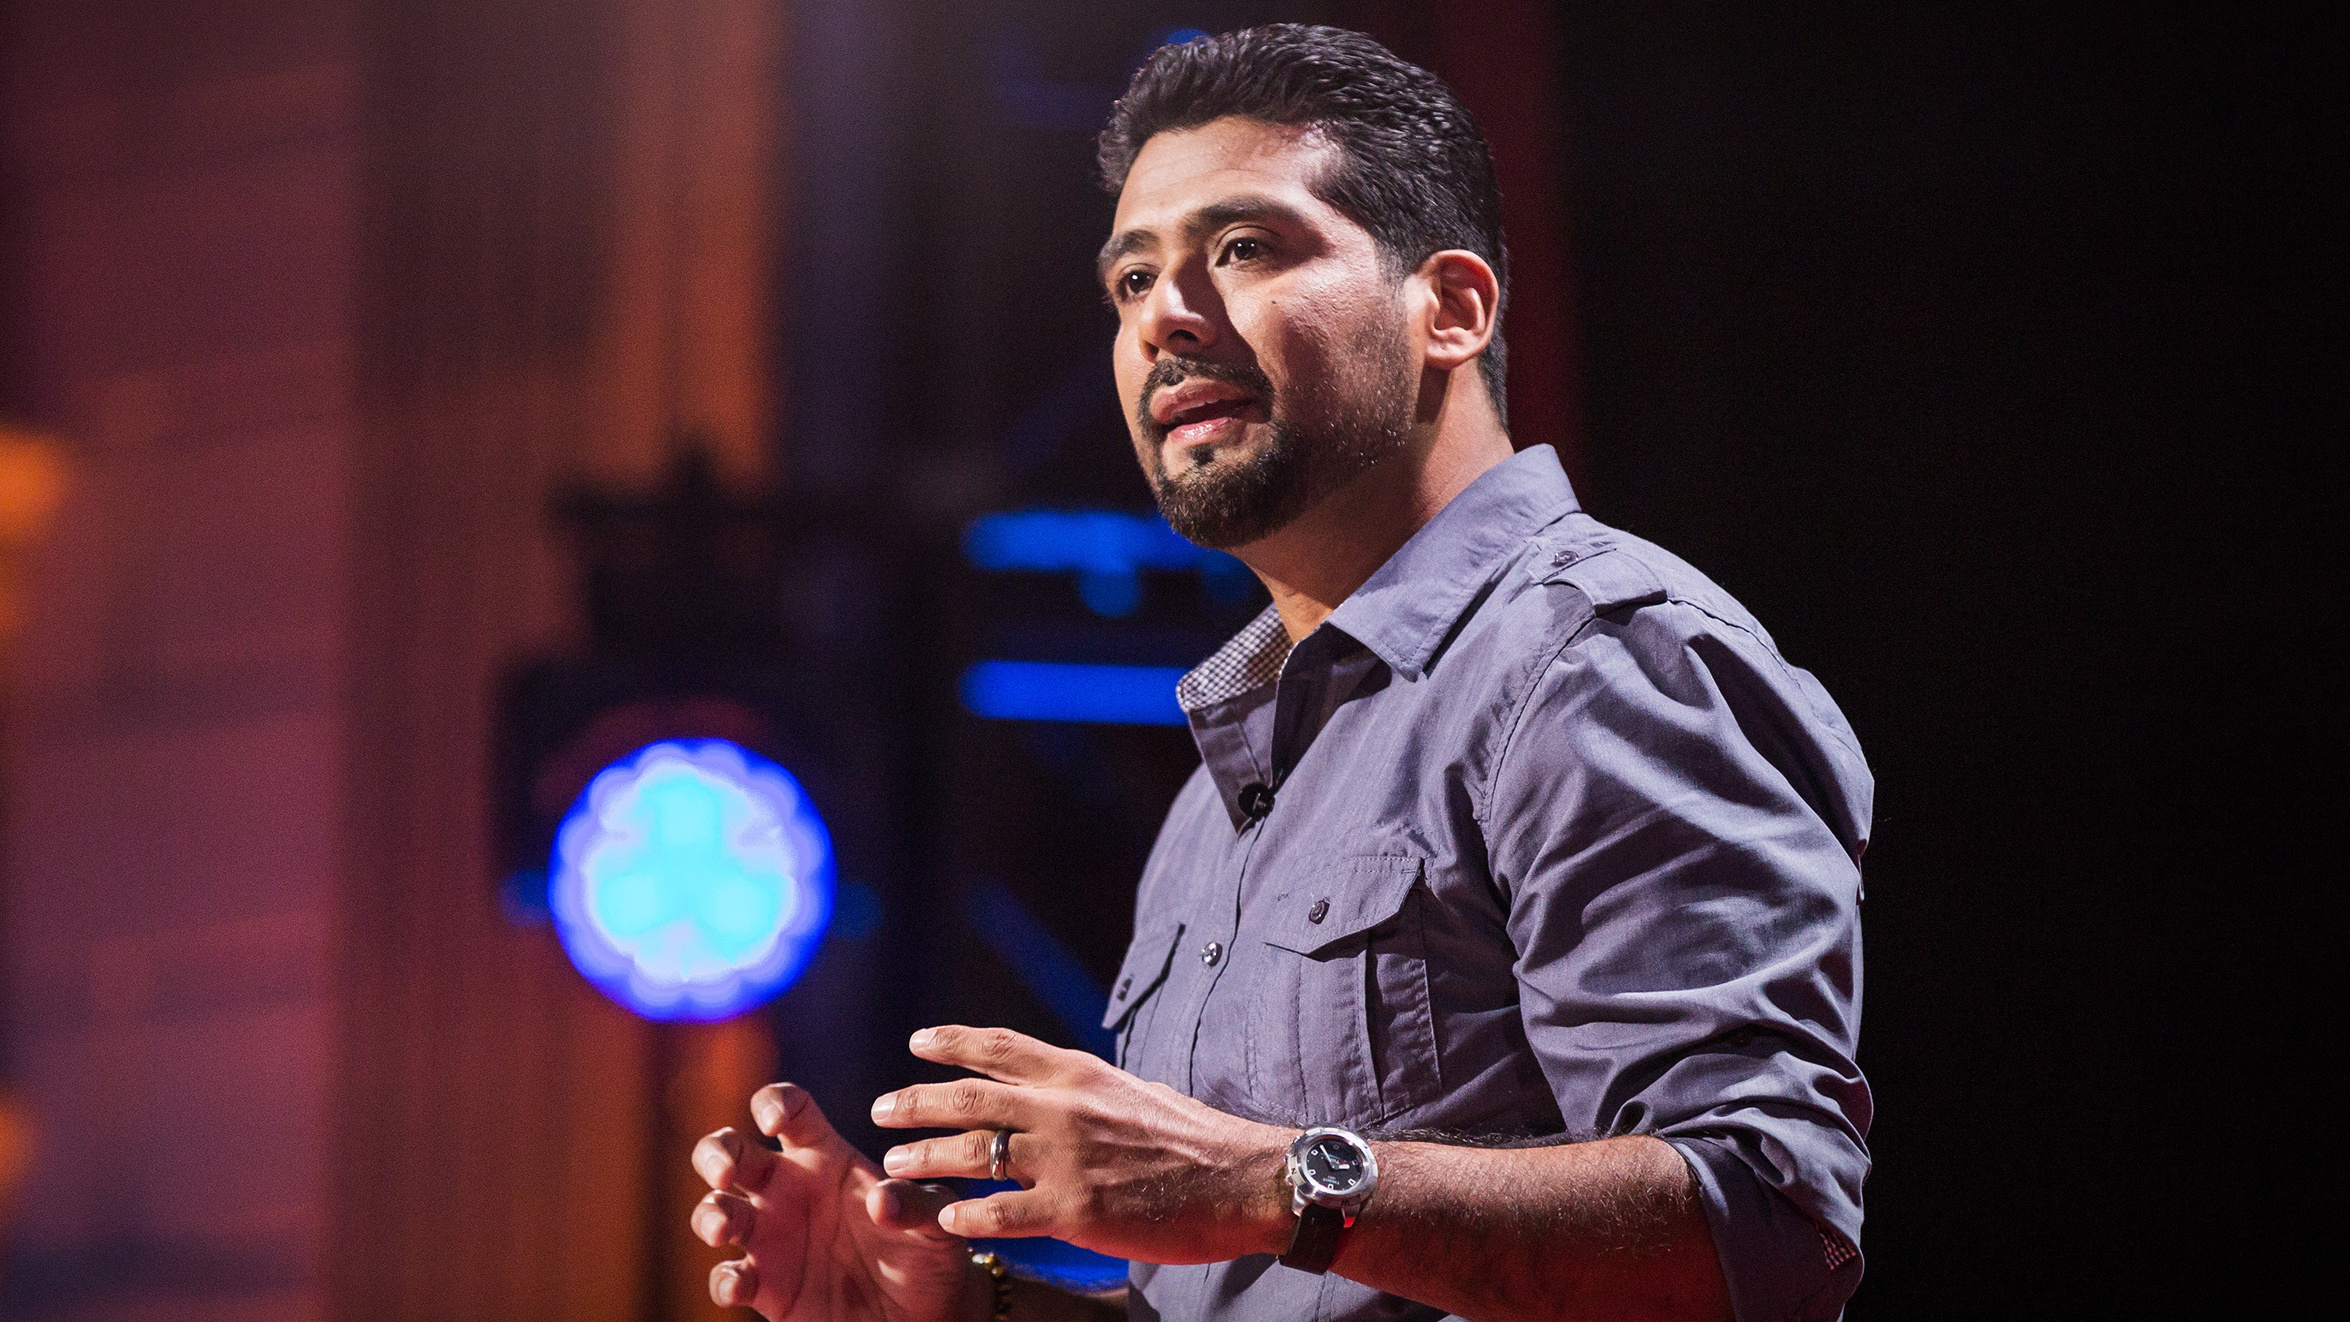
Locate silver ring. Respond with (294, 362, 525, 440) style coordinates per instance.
(988, 1129, 1012, 1183)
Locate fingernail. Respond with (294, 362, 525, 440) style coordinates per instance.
(870, 1094, 895, 1122)
(877, 1185, 904, 1220)
(938, 1203, 959, 1233)
(911, 1028, 934, 1050)
(752, 1096, 781, 1131)
(883, 1146, 910, 1175)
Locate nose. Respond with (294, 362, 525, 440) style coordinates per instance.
(1137, 266, 1217, 361)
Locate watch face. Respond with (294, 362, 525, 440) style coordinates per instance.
(1303, 1135, 1367, 1195)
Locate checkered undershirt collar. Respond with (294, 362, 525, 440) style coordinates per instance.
(1175, 604, 1293, 713)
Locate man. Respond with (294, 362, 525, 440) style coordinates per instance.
(691, 26, 1870, 1322)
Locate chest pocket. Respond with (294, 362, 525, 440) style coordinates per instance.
(1102, 921, 1184, 1073)
(1244, 856, 1441, 1127)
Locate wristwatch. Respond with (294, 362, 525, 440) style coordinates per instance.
(1279, 1126, 1379, 1274)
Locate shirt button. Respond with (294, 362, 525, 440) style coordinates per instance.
(1116, 975, 1133, 1001)
(1200, 941, 1223, 967)
(1238, 782, 1277, 821)
(1307, 898, 1330, 924)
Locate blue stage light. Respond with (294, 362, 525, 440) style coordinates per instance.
(1076, 568, 1144, 618)
(549, 739, 834, 1021)
(963, 508, 1206, 575)
(960, 661, 1188, 727)
(961, 508, 1252, 618)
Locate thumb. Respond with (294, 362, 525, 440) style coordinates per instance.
(868, 1178, 963, 1242)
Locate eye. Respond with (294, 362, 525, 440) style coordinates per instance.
(1220, 236, 1264, 264)
(1114, 268, 1156, 303)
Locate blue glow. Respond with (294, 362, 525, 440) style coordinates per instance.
(960, 661, 1188, 727)
(1076, 569, 1143, 618)
(971, 1217, 1131, 1290)
(963, 508, 1252, 617)
(964, 509, 1208, 573)
(549, 740, 834, 1021)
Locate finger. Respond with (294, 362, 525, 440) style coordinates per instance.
(710, 1257, 758, 1309)
(909, 1025, 1075, 1084)
(753, 1082, 846, 1153)
(939, 1188, 1057, 1239)
(881, 1128, 1019, 1182)
(691, 1190, 757, 1249)
(694, 1126, 780, 1195)
(871, 1077, 1031, 1131)
(868, 1178, 964, 1241)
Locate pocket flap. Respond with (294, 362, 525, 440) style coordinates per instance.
(1260, 856, 1424, 957)
(1101, 921, 1185, 1031)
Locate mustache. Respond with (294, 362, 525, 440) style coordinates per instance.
(1136, 356, 1276, 435)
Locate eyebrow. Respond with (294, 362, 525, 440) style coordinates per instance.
(1096, 193, 1310, 284)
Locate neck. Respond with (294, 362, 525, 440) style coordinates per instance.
(1236, 367, 1516, 643)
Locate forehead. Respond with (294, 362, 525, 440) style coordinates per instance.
(1109, 116, 1343, 237)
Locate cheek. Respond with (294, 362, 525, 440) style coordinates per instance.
(1248, 297, 1346, 399)
(1109, 338, 1158, 468)
(1111, 327, 1147, 399)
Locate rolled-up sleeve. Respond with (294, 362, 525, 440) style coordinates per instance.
(1485, 594, 1873, 1322)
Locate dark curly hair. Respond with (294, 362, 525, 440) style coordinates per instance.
(1099, 24, 1510, 424)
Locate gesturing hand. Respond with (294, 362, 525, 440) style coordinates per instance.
(872, 1026, 1294, 1265)
(691, 1082, 975, 1321)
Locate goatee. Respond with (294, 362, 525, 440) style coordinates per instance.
(1137, 319, 1416, 551)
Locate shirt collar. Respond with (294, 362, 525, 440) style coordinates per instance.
(1176, 604, 1292, 713)
(1175, 444, 1581, 709)
(1325, 444, 1580, 681)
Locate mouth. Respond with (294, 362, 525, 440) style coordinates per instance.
(1150, 380, 1267, 450)
(1163, 396, 1262, 448)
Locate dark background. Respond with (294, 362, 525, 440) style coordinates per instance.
(1555, 6, 2330, 1313)
(783, 3, 2332, 1315)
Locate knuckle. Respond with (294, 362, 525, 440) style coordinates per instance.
(709, 1258, 755, 1306)
(692, 1134, 735, 1184)
(948, 1082, 986, 1118)
(750, 1083, 801, 1132)
(979, 1029, 1016, 1063)
(714, 1192, 749, 1228)
(1001, 1196, 1048, 1234)
(967, 1130, 995, 1165)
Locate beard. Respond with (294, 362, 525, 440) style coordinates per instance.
(1135, 312, 1417, 551)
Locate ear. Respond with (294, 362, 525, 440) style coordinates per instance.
(1413, 250, 1501, 373)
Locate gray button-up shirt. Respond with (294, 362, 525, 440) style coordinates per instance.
(1107, 446, 1872, 1322)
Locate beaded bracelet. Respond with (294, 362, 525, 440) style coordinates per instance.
(970, 1251, 1014, 1321)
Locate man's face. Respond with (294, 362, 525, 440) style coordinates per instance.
(1101, 117, 1419, 550)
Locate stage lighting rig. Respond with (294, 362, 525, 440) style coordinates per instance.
(495, 444, 851, 1016)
